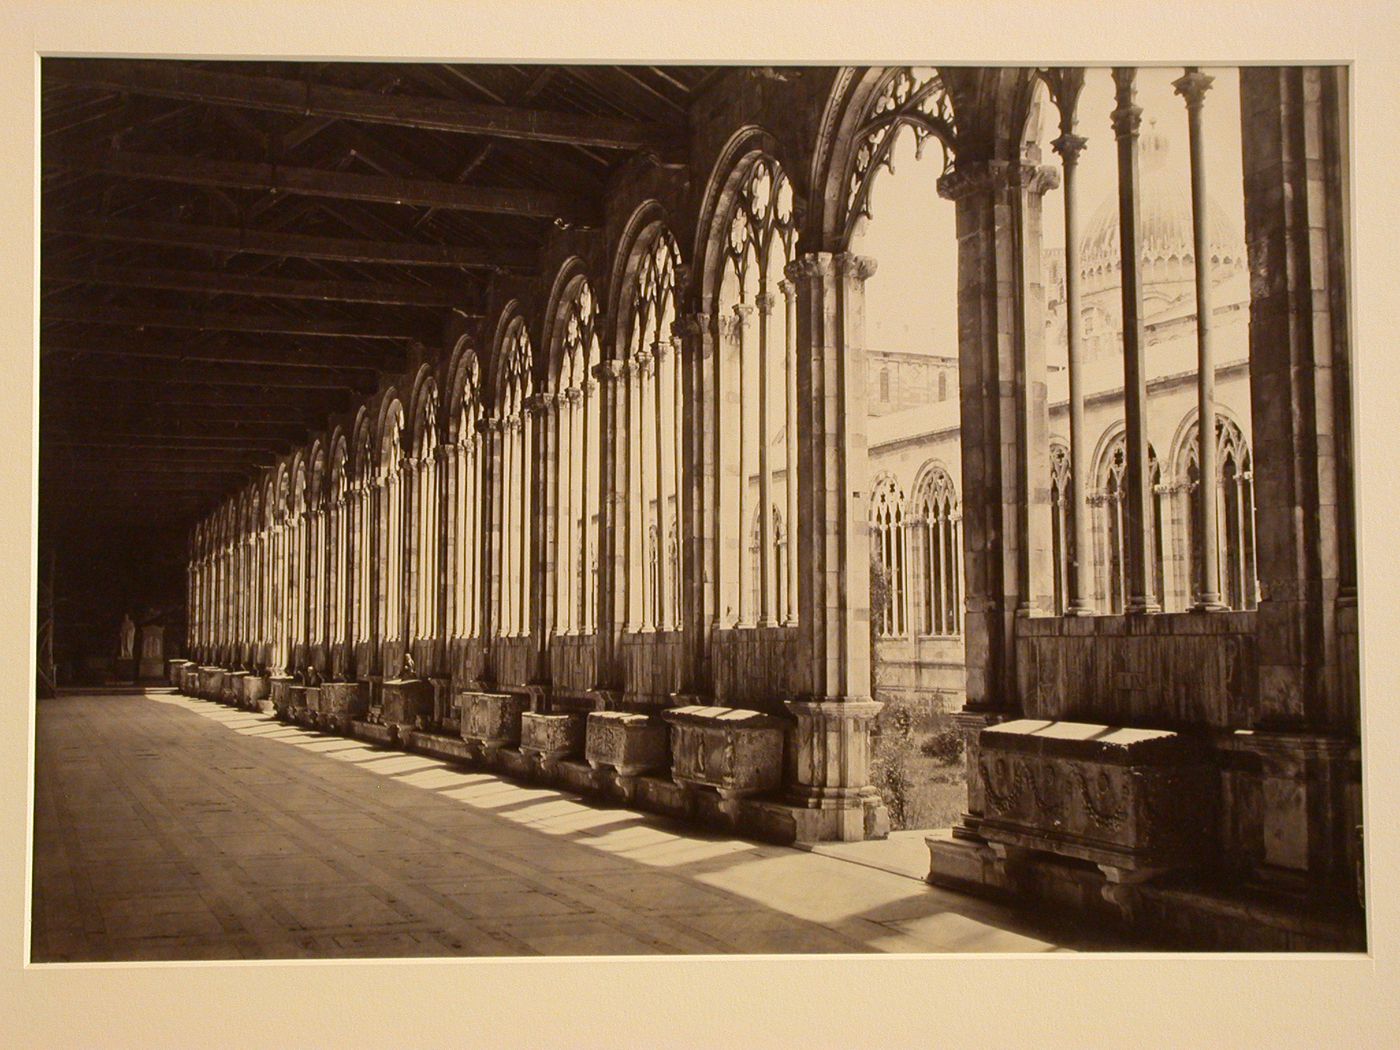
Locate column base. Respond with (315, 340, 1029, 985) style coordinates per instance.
(783, 698, 886, 841)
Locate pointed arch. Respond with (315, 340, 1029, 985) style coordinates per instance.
(869, 472, 909, 638)
(543, 261, 603, 636)
(910, 461, 963, 636)
(444, 336, 486, 641)
(611, 212, 685, 632)
(492, 311, 535, 638)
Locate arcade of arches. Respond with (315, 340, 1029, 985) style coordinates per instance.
(54, 64, 1359, 950)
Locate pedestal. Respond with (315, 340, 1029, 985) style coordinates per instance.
(784, 698, 888, 841)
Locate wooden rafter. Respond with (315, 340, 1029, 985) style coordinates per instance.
(43, 215, 535, 270)
(44, 59, 678, 151)
(44, 147, 594, 223)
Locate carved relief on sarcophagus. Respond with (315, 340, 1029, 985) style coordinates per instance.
(975, 719, 1217, 879)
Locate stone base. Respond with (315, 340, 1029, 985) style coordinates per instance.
(927, 830, 1365, 951)
(350, 719, 398, 747)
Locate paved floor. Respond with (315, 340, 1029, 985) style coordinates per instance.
(31, 689, 1131, 961)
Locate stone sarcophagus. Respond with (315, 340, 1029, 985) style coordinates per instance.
(974, 719, 1217, 885)
(202, 667, 225, 702)
(458, 691, 528, 754)
(222, 671, 247, 705)
(381, 678, 434, 736)
(520, 711, 588, 774)
(304, 686, 322, 725)
(268, 675, 295, 719)
(167, 658, 192, 688)
(180, 665, 199, 696)
(287, 684, 309, 722)
(662, 706, 786, 817)
(319, 681, 366, 733)
(584, 710, 669, 801)
(240, 674, 270, 712)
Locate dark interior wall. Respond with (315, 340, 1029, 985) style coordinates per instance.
(41, 505, 189, 684)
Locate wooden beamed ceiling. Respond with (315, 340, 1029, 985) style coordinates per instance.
(41, 59, 716, 534)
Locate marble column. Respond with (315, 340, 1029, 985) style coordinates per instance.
(1174, 67, 1228, 611)
(1111, 67, 1161, 614)
(780, 278, 800, 626)
(732, 302, 755, 627)
(784, 250, 886, 842)
(1048, 68, 1096, 616)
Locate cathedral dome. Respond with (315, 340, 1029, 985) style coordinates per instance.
(1079, 122, 1245, 283)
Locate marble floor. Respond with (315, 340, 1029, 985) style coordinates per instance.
(31, 689, 1131, 961)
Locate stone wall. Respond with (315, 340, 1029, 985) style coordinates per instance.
(711, 626, 801, 715)
(1015, 612, 1257, 729)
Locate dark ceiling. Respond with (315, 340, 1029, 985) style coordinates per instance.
(39, 59, 718, 546)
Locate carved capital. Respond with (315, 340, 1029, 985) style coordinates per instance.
(593, 359, 624, 382)
(754, 291, 777, 316)
(777, 277, 796, 300)
(785, 252, 835, 284)
(1171, 68, 1214, 111)
(564, 385, 583, 406)
(673, 312, 709, 342)
(1016, 162, 1060, 196)
(835, 252, 878, 282)
(650, 338, 670, 363)
(1051, 132, 1088, 166)
(1110, 67, 1142, 139)
(523, 392, 551, 415)
(731, 302, 754, 326)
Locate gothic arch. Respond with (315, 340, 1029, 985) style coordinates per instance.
(444, 335, 484, 443)
(693, 126, 803, 313)
(606, 202, 680, 358)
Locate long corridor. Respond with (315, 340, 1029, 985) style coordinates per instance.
(30, 690, 1127, 961)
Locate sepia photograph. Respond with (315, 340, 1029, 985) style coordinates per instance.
(8, 0, 1399, 1046)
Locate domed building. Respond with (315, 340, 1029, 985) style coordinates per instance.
(865, 122, 1258, 713)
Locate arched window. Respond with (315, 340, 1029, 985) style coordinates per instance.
(451, 353, 484, 640)
(1095, 434, 1163, 614)
(1049, 442, 1074, 615)
(623, 226, 683, 632)
(271, 464, 289, 669)
(411, 387, 440, 643)
(307, 447, 326, 652)
(1180, 416, 1258, 610)
(870, 476, 908, 638)
(352, 423, 374, 647)
(551, 276, 602, 635)
(260, 476, 275, 656)
(496, 320, 533, 638)
(717, 157, 798, 629)
(380, 404, 406, 645)
(288, 459, 307, 659)
(913, 465, 962, 636)
(328, 439, 349, 647)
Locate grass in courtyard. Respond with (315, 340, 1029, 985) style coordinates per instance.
(869, 701, 967, 832)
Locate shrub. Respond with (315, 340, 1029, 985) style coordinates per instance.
(919, 725, 965, 765)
